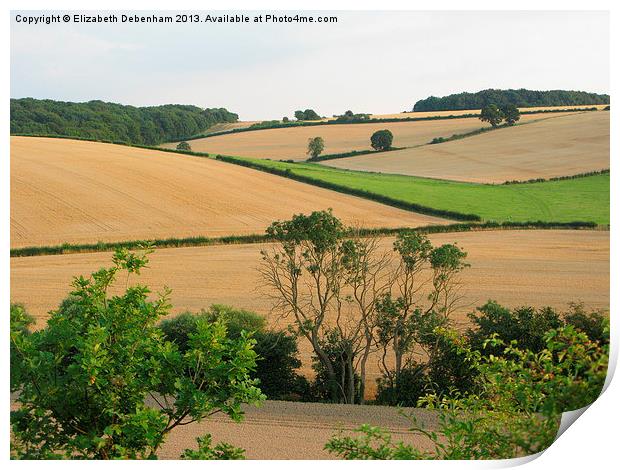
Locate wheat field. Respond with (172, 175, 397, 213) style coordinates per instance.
(10, 137, 448, 248)
(322, 112, 610, 183)
(161, 113, 553, 160)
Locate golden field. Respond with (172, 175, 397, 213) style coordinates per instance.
(160, 113, 553, 160)
(10, 136, 448, 248)
(322, 112, 610, 183)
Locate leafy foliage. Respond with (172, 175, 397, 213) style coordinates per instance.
(413, 88, 610, 112)
(333, 110, 371, 122)
(159, 306, 309, 401)
(10, 98, 238, 145)
(479, 104, 504, 127)
(10, 248, 264, 459)
(180, 434, 245, 460)
(294, 109, 321, 121)
(176, 141, 192, 151)
(468, 301, 609, 355)
(326, 325, 608, 459)
(501, 103, 521, 125)
(307, 136, 325, 159)
(370, 129, 394, 150)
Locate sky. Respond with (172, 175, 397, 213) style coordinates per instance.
(11, 10, 610, 120)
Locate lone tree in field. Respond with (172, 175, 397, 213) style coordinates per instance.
(500, 104, 521, 126)
(479, 104, 505, 127)
(307, 136, 325, 160)
(10, 247, 264, 459)
(282, 116, 290, 123)
(370, 129, 394, 151)
(176, 141, 192, 151)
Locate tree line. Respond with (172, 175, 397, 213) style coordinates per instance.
(413, 88, 610, 112)
(10, 98, 239, 145)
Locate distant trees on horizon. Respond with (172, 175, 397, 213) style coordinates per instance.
(413, 88, 610, 112)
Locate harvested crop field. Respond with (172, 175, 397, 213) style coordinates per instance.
(162, 113, 550, 160)
(158, 400, 438, 459)
(11, 229, 609, 390)
(322, 112, 610, 183)
(10, 137, 448, 248)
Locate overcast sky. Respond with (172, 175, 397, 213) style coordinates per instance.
(11, 10, 609, 120)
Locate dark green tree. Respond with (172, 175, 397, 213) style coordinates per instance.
(176, 141, 192, 151)
(370, 130, 394, 151)
(480, 104, 505, 127)
(501, 104, 521, 125)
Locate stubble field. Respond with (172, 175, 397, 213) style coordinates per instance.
(322, 112, 610, 183)
(161, 113, 552, 160)
(10, 137, 448, 248)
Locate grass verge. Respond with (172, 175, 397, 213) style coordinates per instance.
(215, 156, 610, 225)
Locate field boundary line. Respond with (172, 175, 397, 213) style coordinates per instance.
(10, 221, 606, 258)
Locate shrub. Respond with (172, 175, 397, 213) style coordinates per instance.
(468, 301, 608, 355)
(467, 301, 563, 355)
(180, 434, 245, 460)
(253, 331, 311, 400)
(282, 116, 289, 122)
(370, 129, 393, 151)
(159, 306, 309, 401)
(10, 248, 263, 459)
(430, 137, 446, 144)
(375, 363, 429, 406)
(176, 141, 192, 151)
(10, 304, 35, 389)
(564, 302, 609, 345)
(326, 325, 608, 459)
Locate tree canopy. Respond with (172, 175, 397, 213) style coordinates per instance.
(370, 130, 394, 151)
(294, 109, 321, 121)
(413, 88, 609, 112)
(10, 98, 239, 145)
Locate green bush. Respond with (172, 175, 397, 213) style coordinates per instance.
(467, 301, 608, 355)
(10, 304, 35, 389)
(564, 302, 609, 345)
(159, 306, 309, 401)
(326, 325, 608, 459)
(176, 141, 192, 151)
(467, 301, 564, 355)
(375, 363, 429, 406)
(10, 248, 262, 459)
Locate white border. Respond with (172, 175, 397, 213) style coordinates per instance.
(3, 1, 616, 468)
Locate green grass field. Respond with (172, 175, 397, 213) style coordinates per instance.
(223, 158, 609, 224)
